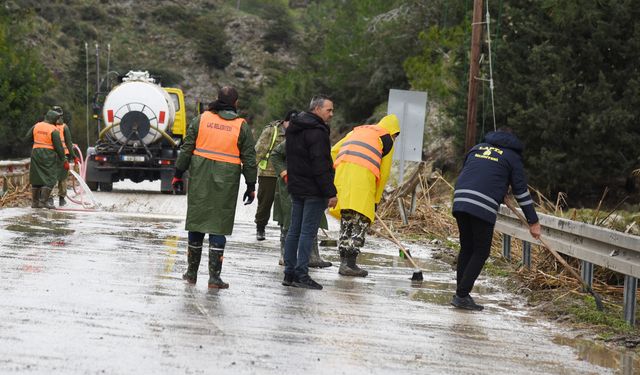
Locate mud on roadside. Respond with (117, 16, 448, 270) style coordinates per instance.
(428, 241, 640, 353)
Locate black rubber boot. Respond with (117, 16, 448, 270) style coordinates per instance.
(59, 196, 67, 206)
(208, 245, 229, 289)
(308, 235, 332, 268)
(278, 227, 286, 266)
(451, 294, 484, 311)
(338, 252, 368, 277)
(31, 188, 41, 208)
(256, 225, 266, 241)
(40, 187, 55, 209)
(182, 241, 202, 284)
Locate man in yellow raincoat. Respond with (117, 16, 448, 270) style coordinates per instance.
(330, 114, 400, 277)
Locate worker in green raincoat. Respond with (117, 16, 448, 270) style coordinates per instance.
(25, 110, 68, 209)
(172, 86, 257, 289)
(52, 106, 80, 207)
(271, 137, 332, 268)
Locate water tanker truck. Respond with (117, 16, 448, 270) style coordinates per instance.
(85, 71, 187, 194)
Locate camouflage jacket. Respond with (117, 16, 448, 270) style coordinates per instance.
(255, 120, 285, 177)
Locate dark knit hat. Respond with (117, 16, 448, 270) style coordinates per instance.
(284, 110, 298, 122)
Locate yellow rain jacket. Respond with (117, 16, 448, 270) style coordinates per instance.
(329, 114, 400, 222)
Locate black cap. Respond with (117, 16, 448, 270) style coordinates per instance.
(284, 110, 298, 122)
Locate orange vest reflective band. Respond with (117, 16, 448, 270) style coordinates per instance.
(334, 125, 389, 179)
(32, 122, 55, 150)
(193, 112, 244, 165)
(56, 124, 69, 154)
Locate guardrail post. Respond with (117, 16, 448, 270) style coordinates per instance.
(397, 198, 409, 225)
(623, 275, 637, 326)
(409, 187, 418, 216)
(502, 234, 511, 261)
(580, 260, 594, 290)
(522, 241, 531, 269)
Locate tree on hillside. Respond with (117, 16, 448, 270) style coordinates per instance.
(494, 1, 640, 200)
(0, 10, 51, 158)
(406, 1, 640, 201)
(258, 0, 435, 127)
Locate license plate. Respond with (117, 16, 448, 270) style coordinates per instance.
(121, 155, 146, 162)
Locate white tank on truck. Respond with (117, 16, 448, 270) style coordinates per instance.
(102, 71, 177, 146)
(85, 70, 188, 194)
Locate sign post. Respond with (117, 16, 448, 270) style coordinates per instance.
(387, 89, 428, 183)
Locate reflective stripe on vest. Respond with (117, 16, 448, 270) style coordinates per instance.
(334, 125, 389, 179)
(56, 124, 69, 154)
(32, 122, 55, 150)
(193, 112, 244, 165)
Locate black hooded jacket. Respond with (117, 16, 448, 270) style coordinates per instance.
(285, 111, 337, 198)
(452, 131, 538, 225)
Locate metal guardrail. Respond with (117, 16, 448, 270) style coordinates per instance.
(495, 205, 640, 325)
(0, 159, 30, 193)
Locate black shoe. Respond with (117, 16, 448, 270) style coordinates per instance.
(59, 197, 67, 206)
(256, 227, 266, 241)
(293, 276, 323, 290)
(282, 273, 295, 287)
(451, 294, 484, 311)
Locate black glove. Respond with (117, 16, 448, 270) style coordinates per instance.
(243, 183, 256, 205)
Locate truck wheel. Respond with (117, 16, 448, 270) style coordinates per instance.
(100, 182, 113, 192)
(87, 181, 98, 191)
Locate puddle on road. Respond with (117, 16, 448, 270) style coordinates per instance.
(553, 336, 639, 374)
(4, 212, 74, 237)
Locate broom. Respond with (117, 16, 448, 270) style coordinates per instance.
(375, 213, 424, 281)
(504, 199, 604, 311)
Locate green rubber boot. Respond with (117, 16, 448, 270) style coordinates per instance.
(182, 241, 202, 284)
(31, 187, 41, 208)
(208, 245, 229, 289)
(39, 187, 55, 209)
(279, 227, 286, 266)
(309, 235, 332, 268)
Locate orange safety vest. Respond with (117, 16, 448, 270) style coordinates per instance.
(32, 122, 56, 150)
(193, 112, 244, 165)
(334, 125, 389, 179)
(56, 124, 69, 155)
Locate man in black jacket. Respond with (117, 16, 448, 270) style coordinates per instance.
(282, 95, 338, 290)
(452, 127, 541, 311)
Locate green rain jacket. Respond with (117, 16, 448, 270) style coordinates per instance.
(270, 140, 328, 230)
(176, 110, 257, 235)
(25, 117, 66, 187)
(57, 124, 78, 181)
(255, 120, 285, 178)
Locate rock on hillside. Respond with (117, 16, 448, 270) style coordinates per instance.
(8, 0, 297, 111)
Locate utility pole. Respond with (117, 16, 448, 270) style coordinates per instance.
(464, 0, 484, 153)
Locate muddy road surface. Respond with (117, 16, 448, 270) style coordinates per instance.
(0, 181, 636, 374)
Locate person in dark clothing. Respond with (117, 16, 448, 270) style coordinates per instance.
(282, 95, 338, 290)
(452, 128, 541, 311)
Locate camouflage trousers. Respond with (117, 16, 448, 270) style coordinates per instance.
(338, 209, 371, 257)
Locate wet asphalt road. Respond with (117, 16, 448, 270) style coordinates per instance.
(0, 182, 631, 374)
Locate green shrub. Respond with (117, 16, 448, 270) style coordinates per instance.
(179, 15, 232, 69)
